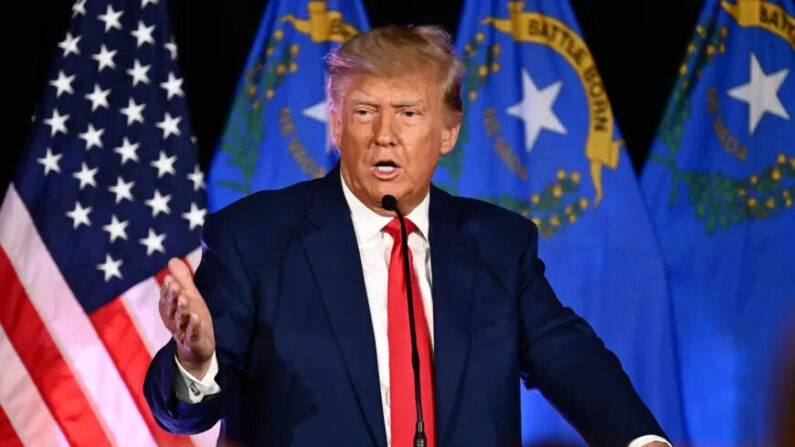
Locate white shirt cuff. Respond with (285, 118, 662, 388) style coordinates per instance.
(173, 352, 221, 403)
(628, 434, 672, 447)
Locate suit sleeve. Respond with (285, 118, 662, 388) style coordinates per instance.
(515, 221, 666, 447)
(144, 212, 256, 434)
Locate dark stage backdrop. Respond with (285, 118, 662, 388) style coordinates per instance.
(5, 0, 703, 199)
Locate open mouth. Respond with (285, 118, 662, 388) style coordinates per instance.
(371, 160, 400, 179)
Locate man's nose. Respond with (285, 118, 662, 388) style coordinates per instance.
(373, 112, 397, 146)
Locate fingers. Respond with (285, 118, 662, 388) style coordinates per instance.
(159, 275, 179, 324)
(161, 258, 209, 352)
(175, 307, 201, 348)
(175, 295, 191, 335)
(186, 312, 201, 343)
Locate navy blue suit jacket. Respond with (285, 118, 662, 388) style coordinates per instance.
(144, 167, 665, 446)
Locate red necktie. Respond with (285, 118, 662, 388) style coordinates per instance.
(383, 218, 435, 447)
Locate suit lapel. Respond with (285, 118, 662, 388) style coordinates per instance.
(301, 168, 387, 447)
(429, 186, 476, 445)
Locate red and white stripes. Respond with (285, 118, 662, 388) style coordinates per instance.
(0, 323, 68, 447)
(0, 186, 220, 446)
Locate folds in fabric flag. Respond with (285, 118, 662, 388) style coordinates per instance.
(207, 0, 370, 211)
(641, 0, 795, 445)
(0, 0, 217, 445)
(445, 1, 688, 444)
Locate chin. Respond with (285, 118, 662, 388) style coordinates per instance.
(373, 186, 404, 201)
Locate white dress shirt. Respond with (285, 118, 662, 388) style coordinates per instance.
(174, 174, 670, 447)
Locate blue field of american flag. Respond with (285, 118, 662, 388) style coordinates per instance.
(0, 0, 218, 445)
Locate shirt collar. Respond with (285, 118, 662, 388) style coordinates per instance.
(340, 171, 430, 243)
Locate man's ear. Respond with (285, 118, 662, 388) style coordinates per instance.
(440, 120, 461, 156)
(330, 106, 343, 151)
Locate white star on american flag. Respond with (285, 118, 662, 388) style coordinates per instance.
(98, 5, 124, 32)
(182, 202, 207, 230)
(79, 124, 105, 150)
(58, 32, 81, 57)
(85, 84, 111, 111)
(160, 72, 184, 99)
(73, 162, 98, 189)
(37, 148, 62, 175)
(66, 201, 92, 229)
(164, 38, 178, 60)
(145, 189, 172, 217)
(92, 45, 118, 71)
(114, 137, 140, 164)
(127, 59, 151, 85)
(131, 20, 156, 47)
(187, 164, 205, 191)
(155, 112, 182, 139)
(96, 254, 123, 281)
(108, 176, 135, 203)
(102, 215, 129, 243)
(151, 151, 177, 177)
(43, 109, 69, 136)
(50, 71, 75, 97)
(71, 0, 86, 17)
(139, 229, 166, 256)
(120, 98, 146, 125)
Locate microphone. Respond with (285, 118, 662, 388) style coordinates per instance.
(381, 195, 427, 447)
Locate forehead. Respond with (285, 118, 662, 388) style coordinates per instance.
(343, 73, 442, 106)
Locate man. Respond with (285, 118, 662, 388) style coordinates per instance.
(144, 26, 670, 447)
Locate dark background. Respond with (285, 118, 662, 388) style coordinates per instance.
(6, 0, 704, 198)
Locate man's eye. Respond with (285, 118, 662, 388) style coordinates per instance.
(354, 109, 372, 116)
(402, 110, 418, 118)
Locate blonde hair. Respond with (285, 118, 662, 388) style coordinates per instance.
(325, 25, 463, 124)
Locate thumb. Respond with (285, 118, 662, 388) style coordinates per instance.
(168, 257, 195, 292)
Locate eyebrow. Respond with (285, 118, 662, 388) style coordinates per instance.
(349, 97, 426, 108)
(392, 100, 424, 108)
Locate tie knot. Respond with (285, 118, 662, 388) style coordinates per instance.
(382, 217, 417, 240)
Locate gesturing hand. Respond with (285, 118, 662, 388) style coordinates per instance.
(159, 257, 216, 379)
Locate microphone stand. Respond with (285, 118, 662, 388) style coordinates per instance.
(382, 195, 427, 447)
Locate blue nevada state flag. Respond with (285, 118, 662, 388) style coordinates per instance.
(445, 0, 688, 444)
(641, 1, 795, 445)
(207, 0, 369, 211)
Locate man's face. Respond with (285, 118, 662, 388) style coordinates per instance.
(331, 73, 460, 215)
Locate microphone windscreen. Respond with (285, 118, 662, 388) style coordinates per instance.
(381, 195, 397, 211)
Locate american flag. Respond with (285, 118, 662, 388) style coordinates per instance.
(0, 0, 219, 445)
